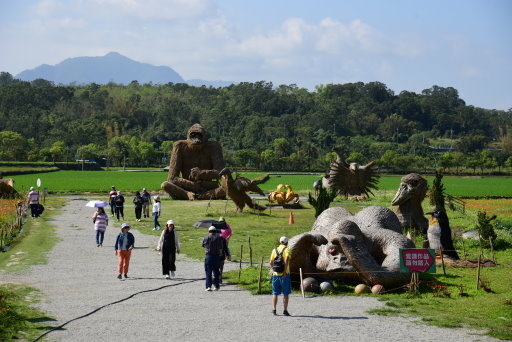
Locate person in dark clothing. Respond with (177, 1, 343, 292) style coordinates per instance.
(114, 191, 125, 221)
(108, 186, 117, 217)
(133, 192, 144, 222)
(202, 226, 227, 291)
(156, 220, 181, 278)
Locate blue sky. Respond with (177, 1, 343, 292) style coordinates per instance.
(0, 0, 510, 110)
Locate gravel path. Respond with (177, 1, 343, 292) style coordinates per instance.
(1, 198, 499, 342)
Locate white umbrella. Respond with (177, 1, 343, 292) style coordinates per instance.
(85, 200, 109, 208)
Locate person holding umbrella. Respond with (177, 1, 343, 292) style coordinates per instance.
(93, 206, 109, 247)
(156, 220, 181, 278)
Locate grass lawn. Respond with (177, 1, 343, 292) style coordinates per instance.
(9, 171, 512, 197)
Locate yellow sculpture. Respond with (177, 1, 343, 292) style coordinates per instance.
(268, 184, 300, 204)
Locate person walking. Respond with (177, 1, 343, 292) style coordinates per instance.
(269, 236, 292, 316)
(218, 217, 232, 284)
(156, 220, 181, 278)
(152, 196, 161, 230)
(219, 217, 232, 261)
(202, 226, 227, 291)
(93, 207, 108, 247)
(108, 186, 117, 217)
(114, 191, 125, 221)
(133, 192, 144, 222)
(27, 186, 40, 218)
(141, 188, 152, 218)
(114, 223, 135, 279)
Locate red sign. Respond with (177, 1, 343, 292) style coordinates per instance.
(399, 248, 436, 273)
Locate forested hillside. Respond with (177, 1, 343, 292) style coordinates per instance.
(1, 71, 511, 172)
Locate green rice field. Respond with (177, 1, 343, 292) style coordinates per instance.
(9, 170, 512, 197)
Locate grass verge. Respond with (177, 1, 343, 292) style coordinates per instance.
(0, 197, 65, 339)
(0, 284, 57, 341)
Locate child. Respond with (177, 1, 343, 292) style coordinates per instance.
(152, 196, 161, 230)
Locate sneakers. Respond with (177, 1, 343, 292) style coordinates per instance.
(124, 274, 128, 279)
(213, 286, 219, 291)
(97, 244, 100, 247)
(171, 271, 175, 277)
(283, 310, 290, 316)
(205, 287, 212, 291)
(272, 310, 276, 316)
(152, 227, 157, 231)
(165, 274, 170, 279)
(117, 274, 122, 279)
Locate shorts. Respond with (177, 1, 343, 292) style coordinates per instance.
(272, 274, 291, 295)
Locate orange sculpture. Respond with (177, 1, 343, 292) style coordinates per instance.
(268, 184, 300, 204)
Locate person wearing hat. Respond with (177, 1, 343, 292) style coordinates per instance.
(108, 186, 117, 217)
(152, 195, 161, 230)
(27, 186, 40, 218)
(141, 188, 152, 219)
(269, 236, 292, 316)
(156, 220, 181, 278)
(202, 226, 227, 291)
(114, 223, 135, 279)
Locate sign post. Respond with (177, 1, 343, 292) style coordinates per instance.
(400, 248, 436, 294)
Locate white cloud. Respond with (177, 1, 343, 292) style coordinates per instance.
(84, 0, 214, 20)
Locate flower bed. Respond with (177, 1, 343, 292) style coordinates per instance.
(0, 199, 22, 248)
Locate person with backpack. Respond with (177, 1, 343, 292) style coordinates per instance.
(114, 191, 125, 221)
(27, 186, 40, 218)
(269, 236, 292, 316)
(202, 226, 227, 291)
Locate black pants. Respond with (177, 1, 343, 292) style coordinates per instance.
(162, 247, 176, 275)
(30, 204, 39, 218)
(110, 202, 115, 216)
(115, 206, 124, 220)
(135, 206, 142, 220)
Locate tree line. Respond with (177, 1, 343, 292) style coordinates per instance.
(0, 71, 511, 173)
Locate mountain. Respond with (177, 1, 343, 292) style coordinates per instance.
(16, 52, 185, 85)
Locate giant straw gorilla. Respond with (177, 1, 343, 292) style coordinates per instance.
(161, 124, 226, 200)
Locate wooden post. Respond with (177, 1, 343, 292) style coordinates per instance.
(440, 251, 446, 276)
(489, 237, 496, 264)
(476, 256, 481, 290)
(257, 256, 264, 294)
(238, 245, 243, 280)
(299, 268, 305, 298)
(249, 237, 253, 266)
